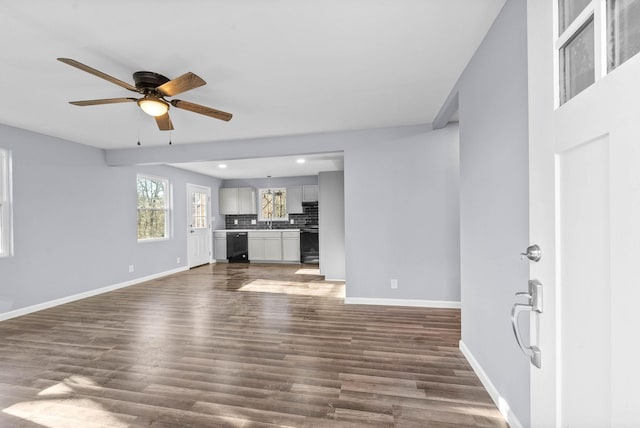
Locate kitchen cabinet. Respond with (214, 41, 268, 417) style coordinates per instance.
(282, 231, 300, 262)
(219, 187, 257, 215)
(287, 185, 317, 213)
(302, 185, 318, 202)
(286, 186, 303, 214)
(247, 230, 303, 262)
(248, 231, 282, 261)
(238, 187, 257, 214)
(213, 231, 227, 260)
(264, 236, 282, 261)
(248, 236, 264, 260)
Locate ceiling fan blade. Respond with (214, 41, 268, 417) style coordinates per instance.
(156, 72, 206, 97)
(155, 113, 174, 131)
(57, 58, 139, 92)
(69, 97, 137, 106)
(170, 99, 232, 121)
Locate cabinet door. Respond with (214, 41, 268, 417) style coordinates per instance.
(282, 237, 300, 262)
(264, 238, 282, 261)
(248, 237, 264, 260)
(214, 237, 227, 260)
(302, 185, 318, 202)
(219, 188, 238, 214)
(286, 186, 303, 214)
(238, 187, 257, 214)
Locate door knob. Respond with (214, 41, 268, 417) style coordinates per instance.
(520, 244, 541, 262)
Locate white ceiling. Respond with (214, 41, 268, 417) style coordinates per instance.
(171, 152, 344, 179)
(0, 0, 505, 150)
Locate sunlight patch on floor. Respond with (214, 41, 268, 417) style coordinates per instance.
(239, 278, 344, 298)
(4, 376, 135, 427)
(295, 267, 321, 275)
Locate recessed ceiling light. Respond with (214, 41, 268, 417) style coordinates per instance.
(218, 164, 227, 169)
(296, 158, 306, 164)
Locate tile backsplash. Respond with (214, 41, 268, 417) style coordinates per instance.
(225, 202, 318, 230)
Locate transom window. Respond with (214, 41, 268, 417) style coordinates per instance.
(137, 175, 171, 241)
(259, 188, 287, 222)
(0, 149, 12, 257)
(557, 0, 640, 105)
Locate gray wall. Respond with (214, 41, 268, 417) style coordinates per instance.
(455, 0, 530, 425)
(318, 171, 345, 280)
(107, 124, 461, 303)
(343, 126, 460, 301)
(0, 124, 221, 316)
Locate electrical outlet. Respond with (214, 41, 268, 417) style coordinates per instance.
(234, 219, 239, 225)
(251, 219, 257, 225)
(290, 219, 295, 224)
(390, 279, 398, 289)
(129, 264, 135, 273)
(176, 257, 181, 264)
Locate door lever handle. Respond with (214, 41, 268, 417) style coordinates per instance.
(511, 279, 543, 368)
(511, 303, 542, 368)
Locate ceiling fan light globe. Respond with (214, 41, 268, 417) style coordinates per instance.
(137, 97, 169, 117)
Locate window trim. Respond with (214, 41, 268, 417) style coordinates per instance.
(258, 187, 289, 222)
(0, 148, 13, 257)
(136, 174, 172, 242)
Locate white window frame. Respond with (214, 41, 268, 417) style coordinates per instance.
(0, 148, 13, 257)
(554, 0, 639, 107)
(137, 174, 172, 242)
(258, 187, 288, 222)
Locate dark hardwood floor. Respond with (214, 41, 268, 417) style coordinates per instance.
(0, 263, 507, 427)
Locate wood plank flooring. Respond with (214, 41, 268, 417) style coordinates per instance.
(0, 263, 507, 427)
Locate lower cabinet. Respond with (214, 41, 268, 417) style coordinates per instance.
(248, 235, 265, 260)
(282, 231, 301, 262)
(213, 231, 227, 260)
(248, 230, 299, 263)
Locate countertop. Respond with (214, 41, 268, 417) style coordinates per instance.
(213, 229, 301, 233)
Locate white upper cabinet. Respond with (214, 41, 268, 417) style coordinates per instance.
(238, 187, 257, 214)
(219, 188, 238, 215)
(219, 187, 257, 215)
(287, 186, 303, 214)
(302, 185, 318, 202)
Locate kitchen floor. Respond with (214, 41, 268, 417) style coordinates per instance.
(0, 263, 507, 427)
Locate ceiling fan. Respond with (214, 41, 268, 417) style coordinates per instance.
(57, 58, 232, 131)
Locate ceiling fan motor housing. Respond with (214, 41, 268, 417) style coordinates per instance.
(133, 71, 170, 93)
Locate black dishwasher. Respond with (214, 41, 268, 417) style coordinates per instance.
(226, 232, 248, 263)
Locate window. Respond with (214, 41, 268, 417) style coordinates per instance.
(259, 188, 287, 222)
(557, 0, 640, 104)
(137, 175, 171, 240)
(0, 149, 12, 257)
(560, 18, 595, 104)
(190, 190, 208, 229)
(608, 0, 640, 70)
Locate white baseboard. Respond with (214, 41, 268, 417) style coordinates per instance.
(344, 297, 461, 309)
(0, 266, 189, 322)
(459, 340, 524, 428)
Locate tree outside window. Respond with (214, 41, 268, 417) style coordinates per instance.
(137, 175, 170, 240)
(259, 188, 287, 222)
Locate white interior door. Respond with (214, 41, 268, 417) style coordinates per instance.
(528, 1, 640, 427)
(187, 184, 211, 268)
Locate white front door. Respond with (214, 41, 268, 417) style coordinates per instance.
(528, 1, 640, 427)
(187, 184, 211, 268)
